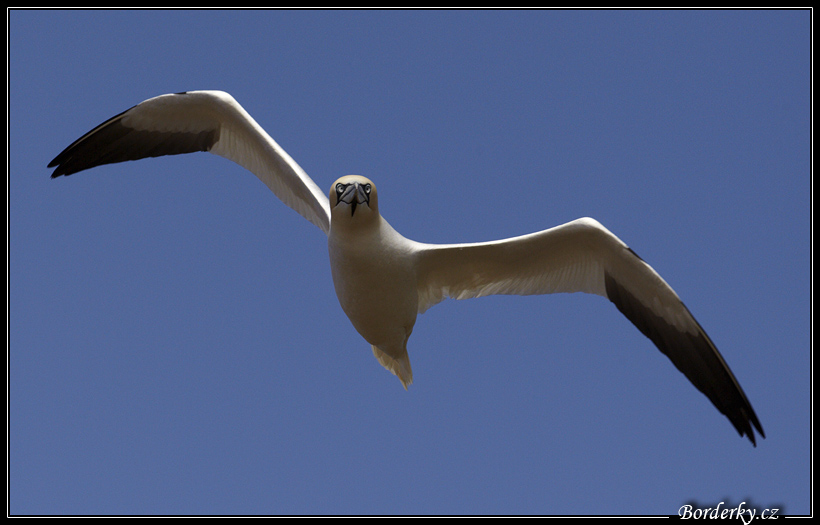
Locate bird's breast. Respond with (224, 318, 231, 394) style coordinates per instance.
(328, 225, 419, 347)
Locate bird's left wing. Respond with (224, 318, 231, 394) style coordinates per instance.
(413, 217, 764, 445)
(48, 91, 330, 234)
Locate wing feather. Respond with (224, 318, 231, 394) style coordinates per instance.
(48, 91, 330, 234)
(414, 217, 764, 444)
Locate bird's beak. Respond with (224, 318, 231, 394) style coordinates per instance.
(338, 182, 370, 216)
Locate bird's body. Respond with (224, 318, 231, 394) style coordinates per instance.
(49, 90, 765, 445)
(328, 188, 419, 385)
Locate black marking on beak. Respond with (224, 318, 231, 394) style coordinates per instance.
(334, 182, 371, 216)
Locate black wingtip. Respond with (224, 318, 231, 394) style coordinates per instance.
(603, 268, 765, 447)
(48, 157, 74, 178)
(48, 163, 65, 179)
(48, 161, 64, 179)
(47, 96, 218, 181)
(747, 411, 766, 446)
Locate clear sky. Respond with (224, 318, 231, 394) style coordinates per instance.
(9, 9, 810, 516)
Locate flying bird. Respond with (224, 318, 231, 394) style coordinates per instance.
(49, 90, 765, 446)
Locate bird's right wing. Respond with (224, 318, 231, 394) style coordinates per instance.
(48, 91, 331, 235)
(413, 217, 764, 445)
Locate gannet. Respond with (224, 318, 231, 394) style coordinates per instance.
(48, 90, 765, 445)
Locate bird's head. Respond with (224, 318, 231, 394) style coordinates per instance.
(329, 175, 379, 225)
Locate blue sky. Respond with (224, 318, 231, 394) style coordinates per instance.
(9, 9, 810, 516)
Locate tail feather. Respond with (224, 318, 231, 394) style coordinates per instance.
(371, 345, 413, 389)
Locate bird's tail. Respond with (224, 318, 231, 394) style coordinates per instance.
(372, 345, 413, 389)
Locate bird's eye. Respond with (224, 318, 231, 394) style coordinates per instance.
(336, 183, 346, 194)
(364, 184, 371, 194)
